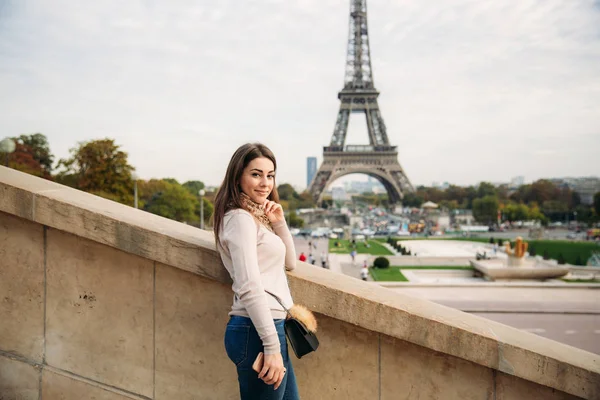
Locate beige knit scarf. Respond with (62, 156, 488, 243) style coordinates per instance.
(239, 192, 274, 233)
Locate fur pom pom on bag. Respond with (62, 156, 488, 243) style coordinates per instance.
(288, 304, 318, 333)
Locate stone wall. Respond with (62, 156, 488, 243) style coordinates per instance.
(1, 166, 598, 399)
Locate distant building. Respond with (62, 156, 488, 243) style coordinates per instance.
(549, 177, 600, 205)
(332, 187, 347, 201)
(510, 176, 525, 189)
(306, 157, 317, 188)
(343, 179, 384, 194)
(432, 181, 450, 190)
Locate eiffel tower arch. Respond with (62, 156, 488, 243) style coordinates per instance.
(308, 0, 414, 205)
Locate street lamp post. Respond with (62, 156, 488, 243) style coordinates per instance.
(0, 137, 16, 167)
(132, 172, 139, 209)
(199, 189, 206, 230)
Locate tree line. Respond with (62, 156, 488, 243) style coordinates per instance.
(402, 181, 600, 225)
(4, 134, 313, 227)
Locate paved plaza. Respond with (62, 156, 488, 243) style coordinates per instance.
(395, 239, 506, 259)
(292, 236, 600, 354)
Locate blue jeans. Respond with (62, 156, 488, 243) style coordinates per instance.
(224, 316, 300, 400)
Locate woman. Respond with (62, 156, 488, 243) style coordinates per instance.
(213, 143, 300, 399)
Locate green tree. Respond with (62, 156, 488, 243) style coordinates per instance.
(144, 182, 199, 222)
(463, 186, 478, 209)
(162, 178, 180, 185)
(137, 179, 170, 208)
(288, 211, 304, 228)
(439, 199, 459, 211)
(528, 203, 547, 223)
(472, 196, 499, 224)
(182, 180, 206, 196)
(477, 182, 497, 198)
(528, 180, 560, 205)
(542, 200, 568, 221)
(296, 191, 316, 209)
(446, 185, 467, 203)
(402, 192, 423, 208)
(277, 184, 316, 211)
(504, 202, 529, 221)
(56, 139, 135, 204)
(277, 183, 297, 201)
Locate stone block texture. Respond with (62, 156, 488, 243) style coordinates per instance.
(0, 212, 44, 362)
(0, 355, 40, 400)
(45, 228, 154, 397)
(154, 263, 238, 400)
(380, 334, 494, 400)
(294, 315, 379, 399)
(42, 369, 142, 400)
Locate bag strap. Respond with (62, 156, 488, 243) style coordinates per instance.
(264, 290, 291, 316)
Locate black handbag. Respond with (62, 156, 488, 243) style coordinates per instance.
(265, 290, 319, 359)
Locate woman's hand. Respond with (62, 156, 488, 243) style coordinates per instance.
(263, 200, 285, 224)
(258, 352, 286, 390)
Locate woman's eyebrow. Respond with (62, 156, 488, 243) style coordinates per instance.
(250, 168, 275, 173)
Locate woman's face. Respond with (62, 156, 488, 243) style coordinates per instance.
(239, 157, 275, 204)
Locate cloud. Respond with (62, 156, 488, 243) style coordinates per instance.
(0, 0, 599, 189)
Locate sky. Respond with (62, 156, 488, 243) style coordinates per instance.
(1, 0, 599, 190)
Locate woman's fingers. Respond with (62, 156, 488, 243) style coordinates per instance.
(258, 364, 268, 380)
(262, 200, 273, 215)
(264, 368, 277, 385)
(273, 369, 286, 390)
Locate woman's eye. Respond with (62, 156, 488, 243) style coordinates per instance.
(267, 175, 275, 179)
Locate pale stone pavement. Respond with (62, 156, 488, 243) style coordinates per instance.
(292, 236, 600, 354)
(293, 236, 372, 280)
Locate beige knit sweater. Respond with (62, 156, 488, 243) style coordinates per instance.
(219, 209, 297, 354)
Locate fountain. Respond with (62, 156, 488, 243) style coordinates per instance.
(470, 237, 569, 281)
(505, 237, 528, 267)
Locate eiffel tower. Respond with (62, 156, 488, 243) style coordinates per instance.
(308, 0, 414, 205)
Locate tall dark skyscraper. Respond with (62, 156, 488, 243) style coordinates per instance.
(306, 157, 317, 189)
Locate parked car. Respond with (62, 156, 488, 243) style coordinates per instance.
(298, 229, 312, 237)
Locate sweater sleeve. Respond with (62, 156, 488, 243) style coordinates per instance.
(272, 219, 297, 271)
(221, 212, 280, 354)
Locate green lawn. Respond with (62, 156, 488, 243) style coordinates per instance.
(369, 266, 474, 281)
(369, 268, 408, 281)
(393, 266, 474, 270)
(383, 236, 598, 265)
(328, 239, 393, 256)
(524, 241, 598, 265)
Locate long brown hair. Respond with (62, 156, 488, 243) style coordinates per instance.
(212, 143, 280, 249)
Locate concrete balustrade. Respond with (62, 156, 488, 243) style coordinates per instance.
(0, 166, 598, 399)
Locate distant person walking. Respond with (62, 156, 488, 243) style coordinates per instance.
(299, 252, 307, 262)
(320, 251, 328, 268)
(350, 249, 357, 263)
(308, 253, 315, 265)
(360, 265, 369, 281)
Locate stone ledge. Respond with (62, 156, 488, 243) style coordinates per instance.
(1, 166, 598, 399)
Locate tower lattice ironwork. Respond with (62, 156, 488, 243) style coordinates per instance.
(308, 0, 413, 205)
